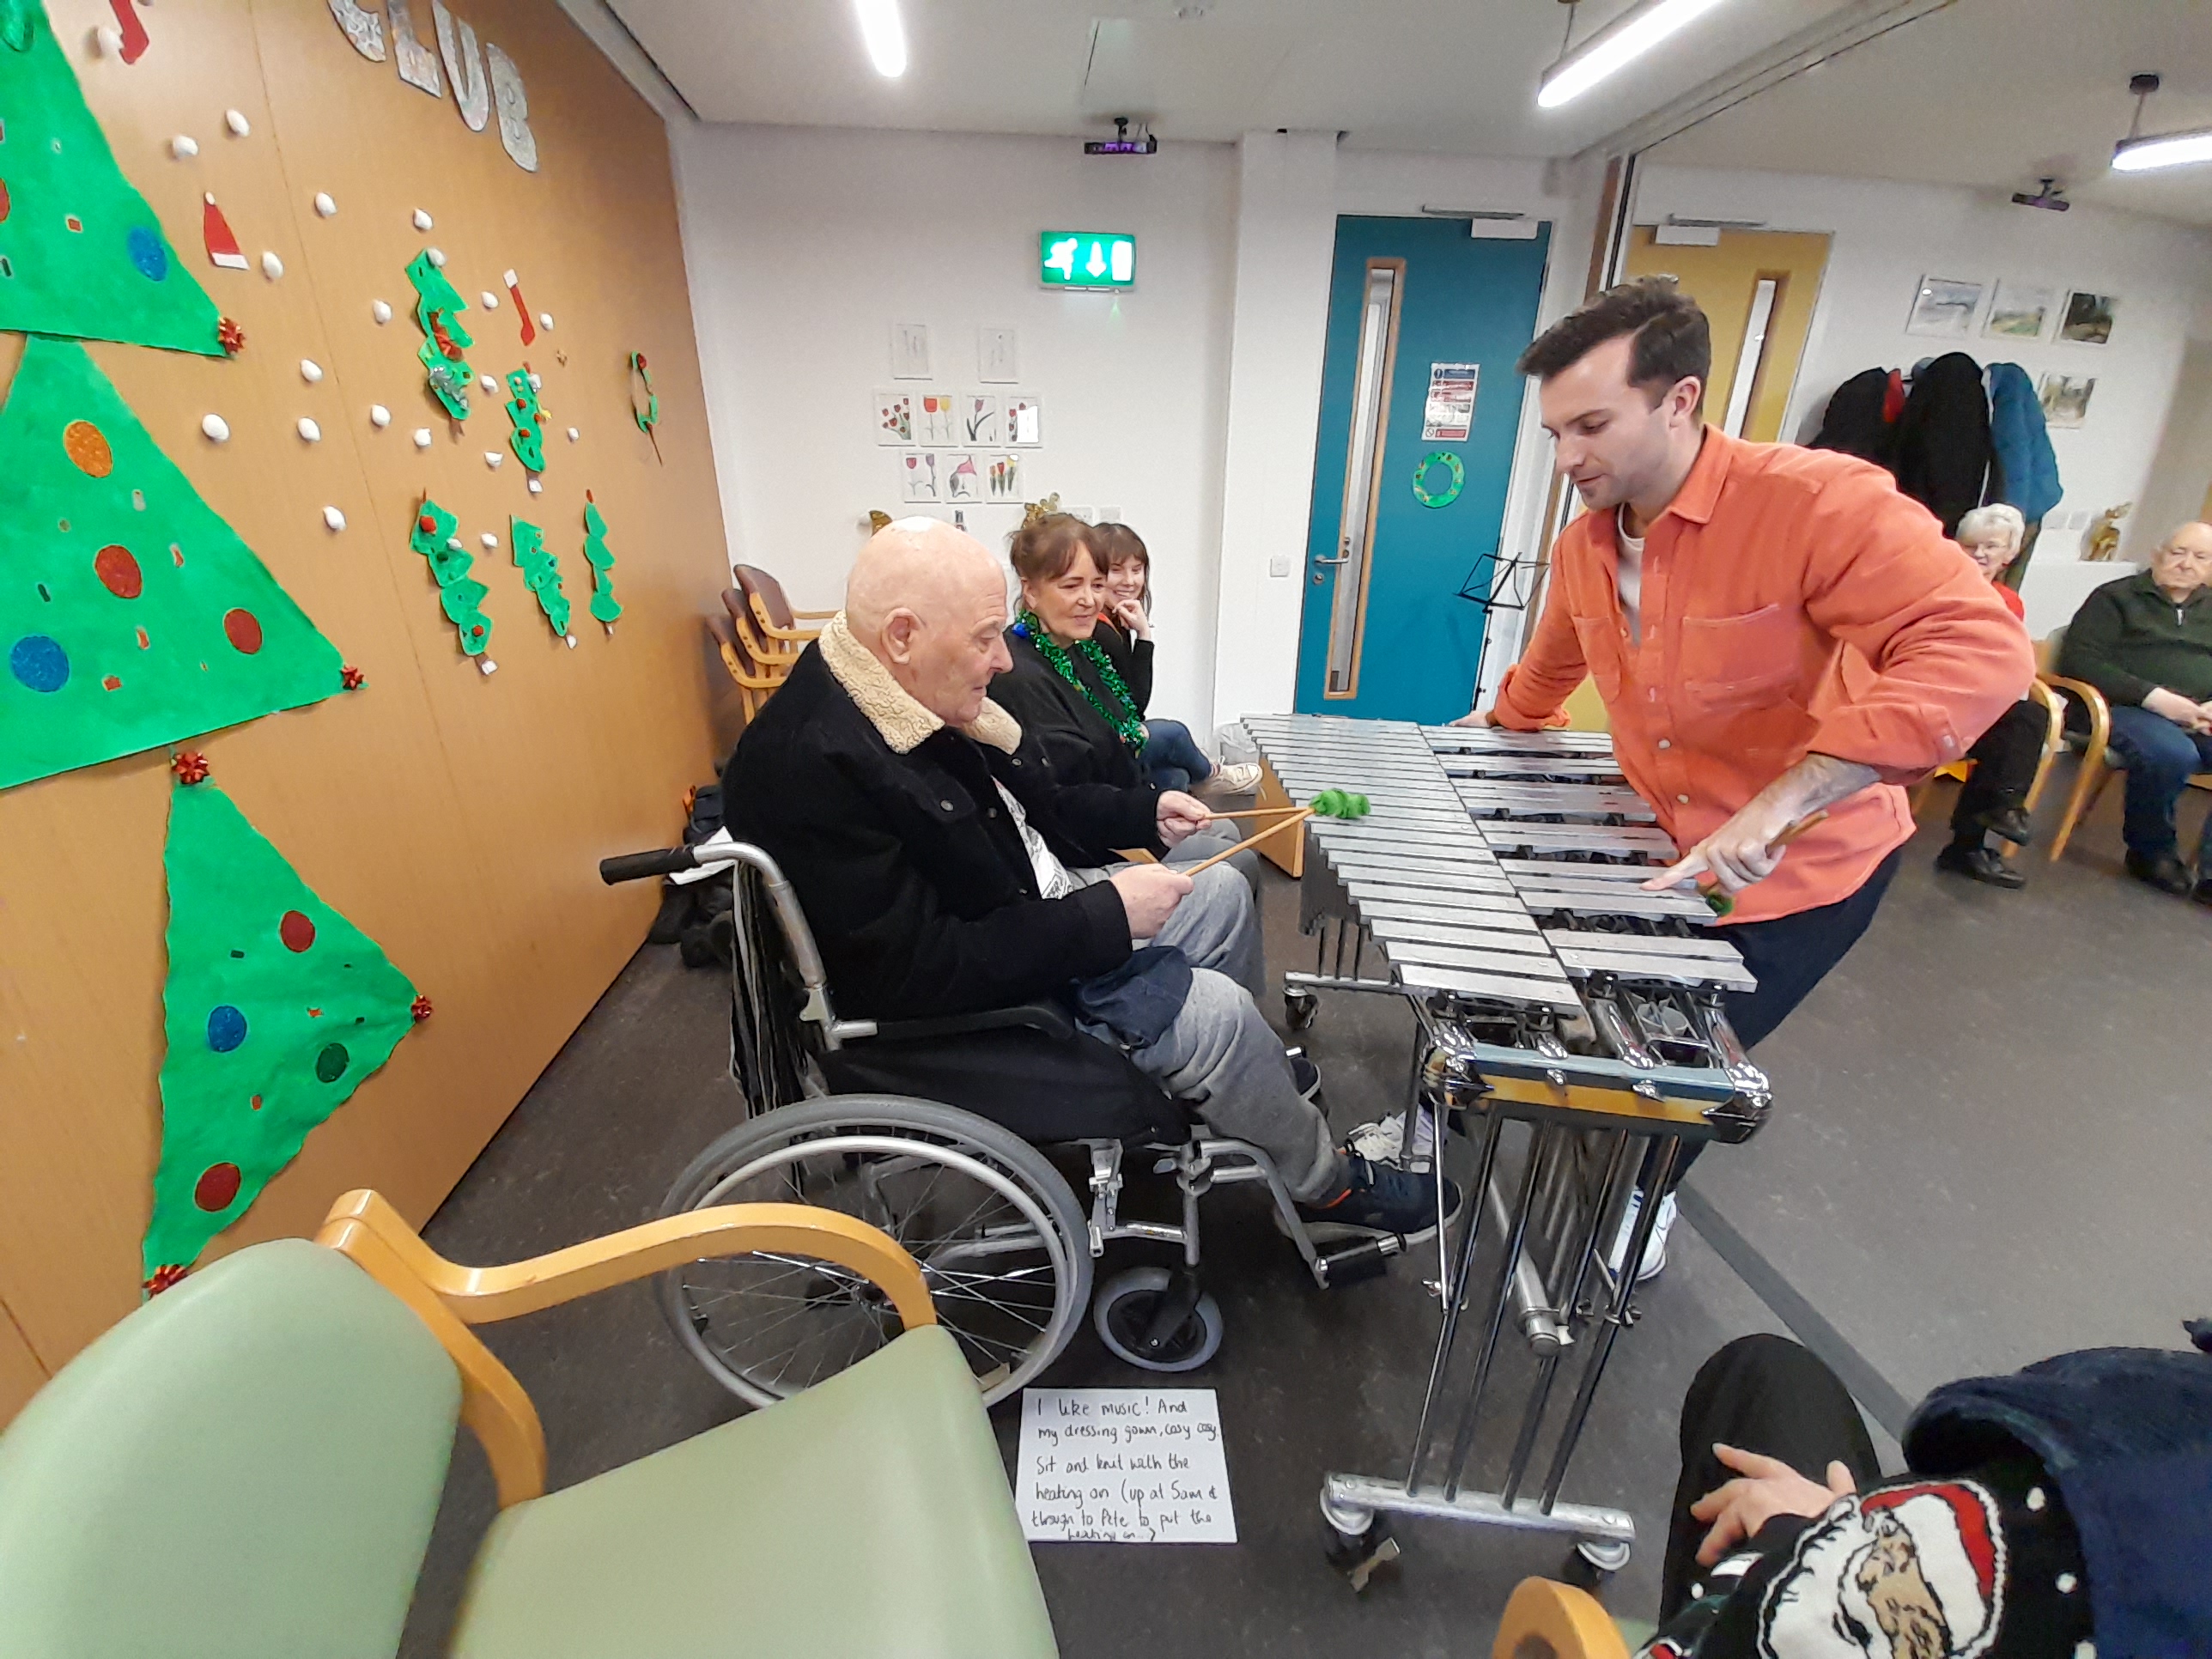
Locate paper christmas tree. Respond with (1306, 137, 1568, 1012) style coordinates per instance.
(0, 0, 226, 355)
(503, 368, 544, 471)
(407, 250, 474, 420)
(407, 495, 492, 658)
(143, 775, 422, 1287)
(582, 493, 620, 625)
(509, 515, 569, 638)
(0, 337, 346, 790)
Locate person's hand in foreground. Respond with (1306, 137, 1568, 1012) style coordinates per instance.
(2143, 686, 2212, 733)
(1111, 597, 1152, 640)
(1644, 753, 1876, 896)
(1156, 790, 1211, 848)
(1691, 1443, 1857, 1566)
(1109, 864, 1192, 941)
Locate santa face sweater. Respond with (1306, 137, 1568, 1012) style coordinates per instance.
(1641, 1451, 2090, 1659)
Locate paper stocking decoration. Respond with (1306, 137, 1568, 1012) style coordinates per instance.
(143, 773, 422, 1287)
(0, 0, 226, 353)
(0, 338, 346, 790)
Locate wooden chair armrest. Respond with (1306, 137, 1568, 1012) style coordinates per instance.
(790, 607, 840, 620)
(2027, 678, 2065, 750)
(319, 1188, 936, 1332)
(716, 637, 785, 692)
(753, 620, 823, 642)
(2039, 673, 2110, 759)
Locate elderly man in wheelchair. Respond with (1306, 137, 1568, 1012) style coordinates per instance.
(608, 519, 1457, 1405)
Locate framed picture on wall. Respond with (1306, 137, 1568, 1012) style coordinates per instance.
(873, 389, 915, 445)
(1905, 276, 1984, 339)
(2039, 372, 2095, 428)
(2058, 290, 2118, 344)
(1983, 281, 2056, 341)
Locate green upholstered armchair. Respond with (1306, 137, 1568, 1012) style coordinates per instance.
(0, 1191, 1058, 1659)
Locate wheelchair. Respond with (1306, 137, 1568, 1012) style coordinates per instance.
(600, 838, 1421, 1408)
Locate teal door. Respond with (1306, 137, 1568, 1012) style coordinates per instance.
(1295, 216, 1551, 720)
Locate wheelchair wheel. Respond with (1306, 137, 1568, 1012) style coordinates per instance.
(1091, 1266, 1224, 1372)
(658, 1094, 1091, 1410)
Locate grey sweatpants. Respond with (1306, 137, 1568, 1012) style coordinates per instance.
(1074, 860, 1343, 1202)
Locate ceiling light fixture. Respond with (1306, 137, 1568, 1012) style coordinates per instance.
(1537, 0, 1735, 110)
(854, 0, 907, 79)
(2111, 72, 2212, 173)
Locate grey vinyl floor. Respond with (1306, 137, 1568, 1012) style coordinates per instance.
(398, 773, 2209, 1657)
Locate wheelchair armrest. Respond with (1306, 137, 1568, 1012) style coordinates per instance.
(867, 1001, 1076, 1043)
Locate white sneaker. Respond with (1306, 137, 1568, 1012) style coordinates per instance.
(1206, 762, 1263, 794)
(1606, 1190, 1677, 1283)
(1344, 1107, 1436, 1169)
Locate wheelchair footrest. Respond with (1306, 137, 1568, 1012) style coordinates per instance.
(1314, 1234, 1401, 1288)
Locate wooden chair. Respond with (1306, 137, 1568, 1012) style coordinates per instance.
(1489, 1577, 1638, 1659)
(707, 609, 781, 724)
(0, 1190, 1057, 1659)
(732, 564, 836, 656)
(1907, 677, 2066, 854)
(2036, 625, 2212, 862)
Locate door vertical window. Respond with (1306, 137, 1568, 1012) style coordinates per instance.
(1721, 276, 1781, 439)
(1325, 259, 1403, 697)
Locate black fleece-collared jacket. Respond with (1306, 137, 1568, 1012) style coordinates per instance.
(722, 618, 1160, 1021)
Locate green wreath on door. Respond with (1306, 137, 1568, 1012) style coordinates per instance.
(1412, 450, 1464, 508)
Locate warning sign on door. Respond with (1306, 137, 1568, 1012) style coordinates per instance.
(1422, 362, 1480, 441)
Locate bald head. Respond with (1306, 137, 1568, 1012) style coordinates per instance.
(845, 518, 1012, 726)
(2151, 521, 2212, 603)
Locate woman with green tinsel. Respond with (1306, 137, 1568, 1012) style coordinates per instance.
(994, 511, 1261, 883)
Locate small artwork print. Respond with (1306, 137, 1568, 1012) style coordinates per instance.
(1905, 276, 1984, 340)
(2059, 290, 2118, 345)
(986, 454, 1022, 501)
(943, 453, 982, 501)
(918, 392, 958, 446)
(890, 321, 932, 380)
(874, 390, 914, 445)
(1982, 281, 2055, 341)
(2039, 373, 2094, 428)
(902, 451, 939, 502)
(1006, 396, 1043, 447)
(959, 392, 1002, 447)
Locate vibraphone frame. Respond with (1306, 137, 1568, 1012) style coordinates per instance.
(1240, 714, 1773, 1582)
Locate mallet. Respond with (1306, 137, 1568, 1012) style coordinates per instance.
(1181, 789, 1370, 876)
(1694, 811, 1829, 916)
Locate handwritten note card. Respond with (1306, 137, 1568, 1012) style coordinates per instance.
(1014, 1388, 1237, 1544)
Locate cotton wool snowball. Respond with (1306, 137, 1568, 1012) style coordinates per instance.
(527, 477, 543, 495)
(372, 299, 393, 325)
(480, 289, 500, 310)
(412, 428, 433, 448)
(426, 247, 446, 268)
(297, 417, 321, 442)
(260, 250, 283, 280)
(313, 191, 337, 217)
(480, 532, 499, 550)
(169, 134, 199, 159)
(224, 109, 250, 137)
(477, 374, 497, 393)
(539, 313, 554, 330)
(483, 451, 503, 469)
(323, 505, 347, 532)
(566, 427, 579, 441)
(200, 413, 230, 443)
(369, 404, 392, 428)
(300, 358, 324, 383)
(413, 209, 434, 231)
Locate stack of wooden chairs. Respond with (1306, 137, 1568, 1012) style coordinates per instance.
(708, 564, 837, 722)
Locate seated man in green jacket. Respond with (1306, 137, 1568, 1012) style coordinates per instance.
(2058, 520, 2212, 900)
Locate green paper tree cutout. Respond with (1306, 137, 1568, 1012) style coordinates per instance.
(509, 515, 570, 639)
(407, 495, 492, 658)
(582, 494, 620, 626)
(504, 368, 544, 471)
(144, 777, 421, 1285)
(0, 337, 345, 790)
(406, 251, 473, 420)
(0, 0, 226, 356)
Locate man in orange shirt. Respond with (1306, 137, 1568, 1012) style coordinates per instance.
(1464, 278, 2031, 1272)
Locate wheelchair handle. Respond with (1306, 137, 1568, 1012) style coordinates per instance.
(599, 846, 701, 884)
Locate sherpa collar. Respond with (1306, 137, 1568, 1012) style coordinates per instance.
(818, 612, 1023, 756)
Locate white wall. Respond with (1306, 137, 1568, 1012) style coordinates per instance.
(672, 123, 1237, 729)
(2138, 340, 2212, 546)
(1634, 164, 2212, 633)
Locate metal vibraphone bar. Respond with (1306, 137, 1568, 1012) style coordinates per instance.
(1238, 713, 1774, 1583)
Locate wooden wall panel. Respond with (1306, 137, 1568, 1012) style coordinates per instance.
(0, 0, 726, 1394)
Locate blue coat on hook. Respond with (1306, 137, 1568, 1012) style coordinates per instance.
(1987, 362, 2063, 526)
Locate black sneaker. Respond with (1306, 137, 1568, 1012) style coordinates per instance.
(1936, 842, 2025, 889)
(1287, 1051, 1322, 1103)
(1297, 1155, 1461, 1244)
(1978, 805, 2034, 847)
(2126, 850, 2194, 896)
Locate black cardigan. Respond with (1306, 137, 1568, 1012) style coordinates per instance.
(1093, 620, 1155, 714)
(722, 646, 1157, 1020)
(991, 629, 1152, 794)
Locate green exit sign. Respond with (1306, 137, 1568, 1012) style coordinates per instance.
(1039, 231, 1136, 289)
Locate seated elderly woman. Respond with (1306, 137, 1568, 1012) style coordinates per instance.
(1936, 505, 2045, 889)
(721, 517, 1451, 1239)
(2058, 520, 2212, 901)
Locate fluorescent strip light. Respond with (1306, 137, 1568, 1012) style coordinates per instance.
(1538, 0, 1734, 110)
(2112, 129, 2212, 173)
(854, 0, 907, 78)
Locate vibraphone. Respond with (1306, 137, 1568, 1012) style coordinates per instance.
(1239, 713, 1772, 1580)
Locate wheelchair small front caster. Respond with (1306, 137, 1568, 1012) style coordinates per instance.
(1285, 988, 1318, 1031)
(1564, 1536, 1631, 1591)
(1322, 1511, 1400, 1593)
(1092, 1267, 1224, 1372)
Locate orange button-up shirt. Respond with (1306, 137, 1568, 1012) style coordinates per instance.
(1494, 428, 2033, 925)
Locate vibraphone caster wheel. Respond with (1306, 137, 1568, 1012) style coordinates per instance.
(1092, 1266, 1224, 1372)
(1321, 1510, 1400, 1593)
(1565, 1536, 1631, 1588)
(1285, 988, 1319, 1030)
